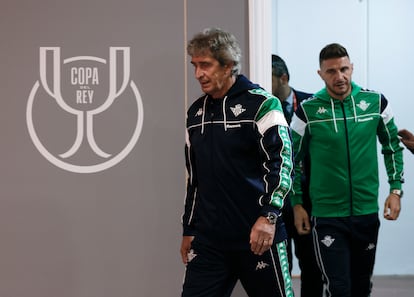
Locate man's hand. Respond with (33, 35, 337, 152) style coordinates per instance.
(384, 194, 401, 220)
(180, 236, 194, 264)
(398, 129, 414, 153)
(293, 204, 311, 235)
(249, 216, 276, 255)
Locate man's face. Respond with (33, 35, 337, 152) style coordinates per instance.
(191, 53, 232, 99)
(318, 56, 353, 100)
(272, 73, 289, 99)
(272, 74, 283, 98)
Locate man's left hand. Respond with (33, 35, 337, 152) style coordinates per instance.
(383, 193, 401, 220)
(249, 216, 276, 255)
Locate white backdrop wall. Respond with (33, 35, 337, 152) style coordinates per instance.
(272, 0, 414, 275)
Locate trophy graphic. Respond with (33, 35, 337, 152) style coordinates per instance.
(26, 47, 144, 173)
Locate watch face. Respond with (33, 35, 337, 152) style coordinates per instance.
(392, 189, 403, 197)
(266, 213, 277, 224)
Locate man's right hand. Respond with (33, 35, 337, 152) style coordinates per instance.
(398, 129, 414, 153)
(293, 204, 311, 235)
(180, 236, 194, 264)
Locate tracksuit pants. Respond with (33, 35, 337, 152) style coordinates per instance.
(181, 238, 294, 297)
(312, 214, 380, 297)
(284, 200, 323, 297)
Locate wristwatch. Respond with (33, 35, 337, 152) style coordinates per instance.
(391, 189, 403, 198)
(263, 212, 277, 225)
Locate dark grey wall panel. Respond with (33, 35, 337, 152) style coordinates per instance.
(0, 0, 249, 296)
(1, 0, 185, 296)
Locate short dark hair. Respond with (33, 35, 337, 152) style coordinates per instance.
(319, 43, 349, 65)
(272, 54, 290, 80)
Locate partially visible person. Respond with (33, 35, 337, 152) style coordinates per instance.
(398, 129, 414, 154)
(180, 28, 294, 297)
(272, 54, 323, 297)
(290, 43, 404, 297)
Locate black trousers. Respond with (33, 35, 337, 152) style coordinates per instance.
(284, 201, 323, 297)
(312, 214, 380, 297)
(181, 238, 294, 297)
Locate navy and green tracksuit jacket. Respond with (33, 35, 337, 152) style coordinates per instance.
(290, 82, 404, 217)
(182, 75, 293, 250)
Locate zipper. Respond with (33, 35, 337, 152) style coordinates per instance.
(340, 101, 353, 215)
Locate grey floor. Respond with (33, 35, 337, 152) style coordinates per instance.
(232, 275, 414, 297)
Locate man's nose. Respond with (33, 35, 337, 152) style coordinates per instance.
(195, 67, 203, 79)
(335, 70, 345, 79)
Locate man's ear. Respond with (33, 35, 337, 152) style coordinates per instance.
(224, 62, 234, 75)
(226, 62, 234, 70)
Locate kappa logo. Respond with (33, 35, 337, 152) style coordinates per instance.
(230, 104, 246, 117)
(321, 235, 335, 247)
(316, 107, 328, 114)
(187, 249, 197, 263)
(255, 261, 270, 271)
(26, 47, 144, 173)
(195, 108, 203, 117)
(366, 243, 376, 250)
(357, 100, 370, 111)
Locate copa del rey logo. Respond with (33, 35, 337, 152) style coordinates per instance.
(26, 47, 144, 173)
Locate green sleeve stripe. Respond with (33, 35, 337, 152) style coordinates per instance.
(270, 126, 293, 208)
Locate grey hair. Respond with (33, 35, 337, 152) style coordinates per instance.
(187, 27, 242, 75)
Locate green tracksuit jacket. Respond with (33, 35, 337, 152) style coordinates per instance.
(290, 82, 404, 217)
